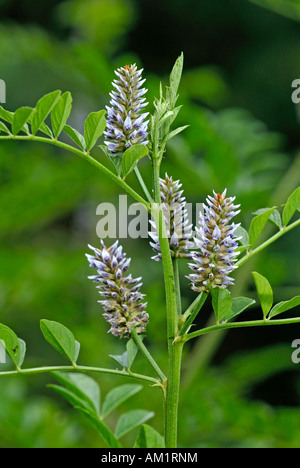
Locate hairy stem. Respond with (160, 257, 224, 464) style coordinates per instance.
(134, 166, 153, 203)
(179, 292, 208, 337)
(173, 257, 182, 316)
(0, 365, 159, 385)
(152, 158, 181, 448)
(182, 316, 300, 342)
(237, 219, 300, 268)
(131, 328, 166, 382)
(164, 341, 183, 446)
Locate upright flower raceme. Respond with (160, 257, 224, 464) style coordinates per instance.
(86, 241, 149, 338)
(149, 174, 193, 261)
(104, 64, 149, 154)
(187, 190, 241, 292)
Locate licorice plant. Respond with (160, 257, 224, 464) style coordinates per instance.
(0, 54, 300, 448)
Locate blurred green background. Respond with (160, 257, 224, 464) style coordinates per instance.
(0, 0, 300, 448)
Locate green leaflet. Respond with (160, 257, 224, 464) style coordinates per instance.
(167, 52, 184, 107)
(0, 106, 14, 123)
(31, 90, 61, 136)
(282, 187, 300, 226)
(249, 207, 276, 247)
(115, 410, 154, 439)
(134, 424, 165, 448)
(64, 124, 86, 150)
(51, 92, 73, 139)
(12, 107, 34, 135)
(253, 207, 283, 230)
(252, 272, 273, 319)
(236, 225, 249, 246)
(109, 351, 129, 369)
(99, 144, 123, 176)
(40, 319, 78, 364)
(126, 339, 139, 369)
(225, 297, 256, 322)
(269, 296, 300, 319)
(162, 125, 189, 144)
(48, 384, 121, 448)
(0, 121, 10, 134)
(0, 323, 22, 368)
(51, 371, 100, 414)
(102, 384, 143, 418)
(121, 144, 149, 178)
(78, 408, 122, 448)
(84, 109, 106, 151)
(211, 288, 232, 323)
(109, 338, 140, 370)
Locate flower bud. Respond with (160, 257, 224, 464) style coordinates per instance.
(104, 64, 149, 154)
(149, 174, 193, 261)
(86, 241, 148, 338)
(187, 190, 241, 292)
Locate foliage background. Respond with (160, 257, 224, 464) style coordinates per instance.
(0, 0, 300, 448)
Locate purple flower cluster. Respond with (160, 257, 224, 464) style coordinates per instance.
(104, 64, 149, 154)
(149, 174, 193, 261)
(86, 241, 149, 338)
(187, 190, 241, 292)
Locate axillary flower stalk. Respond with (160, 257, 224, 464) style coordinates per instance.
(104, 64, 149, 154)
(86, 241, 149, 338)
(187, 189, 241, 292)
(149, 174, 193, 261)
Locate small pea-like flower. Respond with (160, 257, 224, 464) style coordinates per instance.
(149, 174, 194, 261)
(86, 241, 148, 338)
(187, 189, 241, 292)
(104, 64, 149, 154)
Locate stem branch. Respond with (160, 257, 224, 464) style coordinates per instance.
(0, 365, 159, 385)
(179, 292, 208, 336)
(237, 219, 300, 268)
(134, 166, 153, 203)
(151, 158, 181, 448)
(183, 316, 300, 342)
(131, 328, 166, 382)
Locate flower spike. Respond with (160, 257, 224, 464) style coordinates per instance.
(104, 64, 149, 154)
(187, 190, 241, 292)
(149, 174, 194, 261)
(86, 241, 149, 338)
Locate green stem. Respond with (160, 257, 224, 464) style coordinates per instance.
(237, 219, 300, 268)
(134, 166, 153, 204)
(151, 184, 177, 348)
(0, 135, 150, 212)
(182, 316, 300, 343)
(164, 341, 183, 447)
(179, 292, 208, 336)
(0, 365, 159, 385)
(151, 158, 180, 448)
(173, 257, 182, 316)
(131, 328, 166, 382)
(152, 159, 161, 203)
